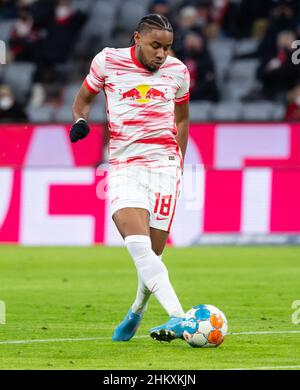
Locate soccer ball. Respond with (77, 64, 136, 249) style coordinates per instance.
(183, 304, 228, 348)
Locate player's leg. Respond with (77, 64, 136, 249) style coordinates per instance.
(113, 207, 152, 319)
(112, 206, 179, 341)
(113, 205, 185, 337)
(149, 227, 186, 342)
(112, 206, 179, 340)
(111, 207, 151, 341)
(112, 206, 154, 318)
(123, 227, 167, 319)
(112, 207, 150, 238)
(147, 167, 186, 342)
(150, 226, 169, 256)
(123, 225, 185, 319)
(111, 167, 185, 341)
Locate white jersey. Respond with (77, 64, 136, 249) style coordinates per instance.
(85, 46, 190, 169)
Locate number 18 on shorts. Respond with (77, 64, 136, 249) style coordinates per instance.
(108, 165, 181, 232)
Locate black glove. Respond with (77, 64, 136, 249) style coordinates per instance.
(70, 119, 90, 143)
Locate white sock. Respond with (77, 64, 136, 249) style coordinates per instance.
(125, 235, 185, 318)
(131, 271, 152, 315)
(131, 255, 162, 315)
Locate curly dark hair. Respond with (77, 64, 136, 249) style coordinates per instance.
(130, 14, 173, 44)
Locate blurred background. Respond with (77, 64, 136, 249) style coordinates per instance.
(2, 0, 300, 121)
(0, 0, 300, 246)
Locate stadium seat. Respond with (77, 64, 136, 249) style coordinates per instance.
(3, 62, 36, 103)
(233, 38, 259, 57)
(224, 79, 258, 101)
(0, 63, 4, 79)
(228, 59, 259, 82)
(223, 58, 260, 102)
(85, 0, 121, 39)
(0, 20, 15, 44)
(64, 83, 105, 106)
(209, 38, 235, 59)
(189, 101, 213, 121)
(55, 90, 106, 123)
(208, 38, 235, 84)
(26, 105, 54, 123)
(64, 83, 82, 104)
(70, 0, 94, 12)
(118, 0, 152, 33)
(271, 103, 285, 121)
(213, 102, 243, 121)
(74, 0, 121, 52)
(241, 101, 274, 121)
(54, 105, 73, 122)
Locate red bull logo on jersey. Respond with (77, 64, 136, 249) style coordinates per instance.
(120, 84, 167, 103)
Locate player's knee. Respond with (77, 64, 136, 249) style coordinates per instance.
(115, 220, 131, 237)
(125, 225, 149, 237)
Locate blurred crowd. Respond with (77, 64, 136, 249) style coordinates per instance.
(1, 0, 300, 122)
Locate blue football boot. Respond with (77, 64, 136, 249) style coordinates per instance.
(112, 309, 142, 341)
(149, 316, 188, 342)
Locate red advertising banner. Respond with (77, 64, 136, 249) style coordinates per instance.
(0, 124, 103, 167)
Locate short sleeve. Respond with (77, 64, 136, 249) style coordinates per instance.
(84, 49, 106, 94)
(175, 66, 190, 105)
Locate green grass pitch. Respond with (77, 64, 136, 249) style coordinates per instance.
(0, 246, 299, 370)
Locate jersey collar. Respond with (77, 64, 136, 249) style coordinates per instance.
(130, 45, 147, 69)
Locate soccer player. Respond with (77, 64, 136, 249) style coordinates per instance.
(70, 14, 190, 342)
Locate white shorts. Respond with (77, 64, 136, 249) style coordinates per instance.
(108, 165, 181, 232)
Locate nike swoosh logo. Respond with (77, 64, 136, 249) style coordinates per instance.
(116, 72, 127, 76)
(156, 216, 168, 221)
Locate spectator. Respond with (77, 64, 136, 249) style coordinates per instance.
(177, 5, 200, 30)
(173, 6, 203, 55)
(149, 0, 172, 18)
(188, 0, 212, 27)
(9, 6, 42, 61)
(29, 0, 87, 106)
(175, 0, 228, 41)
(148, 0, 178, 33)
(33, 0, 87, 82)
(0, 0, 18, 19)
(257, 30, 300, 100)
(204, 0, 229, 40)
(224, 0, 273, 39)
(178, 31, 219, 101)
(0, 84, 28, 122)
(258, 0, 299, 61)
(285, 84, 300, 120)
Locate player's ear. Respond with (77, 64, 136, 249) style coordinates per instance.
(133, 31, 141, 46)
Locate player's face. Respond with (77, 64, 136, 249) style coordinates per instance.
(135, 30, 173, 72)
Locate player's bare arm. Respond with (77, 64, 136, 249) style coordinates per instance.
(72, 83, 97, 122)
(175, 102, 189, 162)
(70, 84, 97, 143)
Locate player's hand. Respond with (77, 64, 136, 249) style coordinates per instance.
(70, 119, 90, 143)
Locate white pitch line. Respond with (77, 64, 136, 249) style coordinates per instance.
(0, 335, 148, 345)
(0, 330, 300, 346)
(230, 330, 300, 335)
